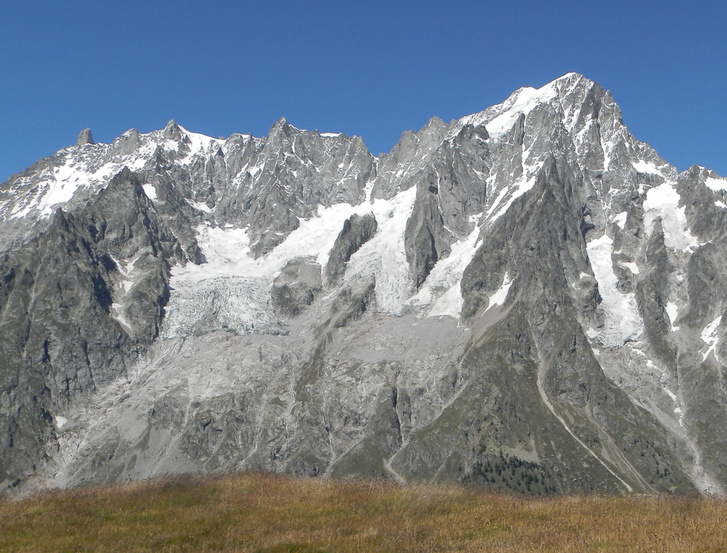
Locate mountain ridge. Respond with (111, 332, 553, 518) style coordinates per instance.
(1, 73, 726, 497)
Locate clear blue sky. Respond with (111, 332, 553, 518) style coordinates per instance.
(1, 1, 725, 181)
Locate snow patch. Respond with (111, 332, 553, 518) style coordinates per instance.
(613, 211, 628, 230)
(666, 302, 680, 331)
(586, 233, 643, 346)
(3, 125, 211, 222)
(662, 386, 677, 403)
(110, 302, 133, 332)
(108, 253, 141, 331)
(111, 254, 140, 293)
(427, 285, 464, 319)
(705, 176, 727, 192)
(141, 184, 157, 201)
(487, 272, 513, 309)
(619, 261, 639, 275)
(701, 316, 722, 361)
(189, 200, 212, 213)
(643, 182, 700, 252)
(9, 159, 97, 219)
(46, 163, 85, 208)
(631, 160, 664, 175)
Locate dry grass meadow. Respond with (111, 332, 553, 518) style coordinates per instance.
(1, 472, 726, 552)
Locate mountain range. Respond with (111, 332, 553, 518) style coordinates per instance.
(1, 73, 726, 496)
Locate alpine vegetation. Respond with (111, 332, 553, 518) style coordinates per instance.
(1, 73, 726, 496)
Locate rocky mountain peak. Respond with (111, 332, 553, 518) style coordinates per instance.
(1, 75, 726, 499)
(268, 117, 292, 137)
(163, 119, 183, 141)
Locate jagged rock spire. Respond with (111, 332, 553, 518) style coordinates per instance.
(76, 128, 94, 146)
(163, 119, 184, 141)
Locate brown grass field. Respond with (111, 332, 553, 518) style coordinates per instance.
(1, 472, 726, 552)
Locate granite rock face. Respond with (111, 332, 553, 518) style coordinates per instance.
(326, 214, 378, 285)
(76, 128, 94, 146)
(0, 168, 191, 488)
(271, 257, 322, 318)
(1, 73, 726, 496)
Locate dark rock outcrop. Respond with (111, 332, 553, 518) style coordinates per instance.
(271, 257, 322, 318)
(326, 213, 377, 285)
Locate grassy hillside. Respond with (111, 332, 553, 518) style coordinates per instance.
(1, 473, 726, 552)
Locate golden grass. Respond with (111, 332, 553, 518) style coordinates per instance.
(1, 472, 726, 552)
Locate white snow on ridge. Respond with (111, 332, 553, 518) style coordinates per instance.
(4, 125, 236, 223)
(7, 147, 136, 221)
(453, 75, 567, 141)
(492, 85, 558, 134)
(631, 160, 664, 176)
(7, 160, 91, 219)
(485, 173, 538, 223)
(643, 182, 700, 252)
(705, 176, 727, 192)
(9, 152, 126, 220)
(178, 125, 225, 156)
(118, 141, 157, 172)
(48, 162, 85, 205)
(586, 233, 643, 346)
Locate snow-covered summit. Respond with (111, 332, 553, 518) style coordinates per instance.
(452, 72, 588, 135)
